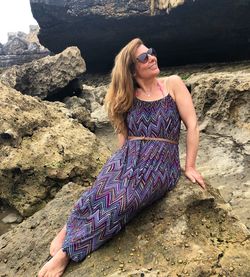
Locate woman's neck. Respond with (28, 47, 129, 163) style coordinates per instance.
(136, 78, 158, 95)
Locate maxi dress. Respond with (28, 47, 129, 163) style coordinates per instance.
(62, 92, 181, 262)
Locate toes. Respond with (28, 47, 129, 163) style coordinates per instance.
(50, 248, 55, 257)
(38, 267, 46, 277)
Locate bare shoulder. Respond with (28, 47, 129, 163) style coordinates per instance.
(158, 75, 183, 101)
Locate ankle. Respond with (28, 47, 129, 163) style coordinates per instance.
(57, 249, 70, 261)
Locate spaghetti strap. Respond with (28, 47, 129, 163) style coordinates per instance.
(157, 79, 169, 98)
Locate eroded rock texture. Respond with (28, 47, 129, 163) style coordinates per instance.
(0, 82, 111, 217)
(0, 46, 85, 99)
(0, 179, 249, 276)
(30, 0, 250, 71)
(187, 71, 250, 154)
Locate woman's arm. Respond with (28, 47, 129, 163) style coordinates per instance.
(168, 75, 206, 189)
(117, 132, 127, 149)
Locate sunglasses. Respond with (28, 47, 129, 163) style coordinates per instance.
(136, 48, 157, 64)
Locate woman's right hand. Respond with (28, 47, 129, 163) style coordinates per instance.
(185, 166, 206, 190)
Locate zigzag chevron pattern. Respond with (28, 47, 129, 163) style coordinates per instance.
(62, 94, 181, 262)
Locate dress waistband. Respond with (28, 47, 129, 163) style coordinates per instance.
(127, 136, 178, 145)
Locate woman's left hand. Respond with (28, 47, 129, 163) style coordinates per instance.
(185, 167, 206, 190)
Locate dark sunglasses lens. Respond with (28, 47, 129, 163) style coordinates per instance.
(137, 53, 148, 63)
(149, 48, 157, 57)
(136, 48, 157, 63)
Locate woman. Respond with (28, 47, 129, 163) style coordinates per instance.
(38, 38, 205, 277)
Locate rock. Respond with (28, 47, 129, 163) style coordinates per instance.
(155, 62, 250, 231)
(0, 25, 50, 68)
(90, 104, 110, 129)
(0, 82, 111, 216)
(63, 84, 110, 130)
(30, 0, 250, 71)
(2, 213, 23, 224)
(0, 177, 249, 276)
(0, 46, 85, 99)
(63, 96, 95, 131)
(186, 71, 250, 150)
(80, 84, 108, 109)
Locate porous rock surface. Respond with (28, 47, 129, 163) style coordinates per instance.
(0, 178, 249, 276)
(64, 84, 109, 130)
(0, 60, 250, 276)
(0, 46, 85, 99)
(0, 82, 111, 217)
(187, 72, 250, 153)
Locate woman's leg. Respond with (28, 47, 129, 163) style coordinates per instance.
(50, 225, 67, 256)
(38, 249, 70, 277)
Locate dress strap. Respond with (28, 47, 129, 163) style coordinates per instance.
(157, 80, 169, 98)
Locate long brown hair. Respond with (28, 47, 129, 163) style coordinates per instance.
(104, 38, 143, 135)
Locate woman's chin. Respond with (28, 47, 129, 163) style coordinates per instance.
(151, 67, 160, 76)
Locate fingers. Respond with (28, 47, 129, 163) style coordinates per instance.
(196, 177, 206, 190)
(185, 170, 206, 190)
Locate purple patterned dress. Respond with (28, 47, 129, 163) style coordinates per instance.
(62, 93, 181, 262)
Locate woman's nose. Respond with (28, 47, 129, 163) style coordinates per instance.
(148, 53, 156, 62)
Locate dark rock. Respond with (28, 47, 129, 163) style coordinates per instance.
(30, 0, 250, 72)
(0, 26, 50, 68)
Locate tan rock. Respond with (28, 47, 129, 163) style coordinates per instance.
(157, 0, 185, 10)
(0, 46, 85, 99)
(186, 72, 250, 148)
(0, 178, 249, 276)
(0, 82, 111, 216)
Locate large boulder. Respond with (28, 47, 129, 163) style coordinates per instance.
(0, 178, 249, 276)
(0, 82, 111, 217)
(30, 0, 250, 71)
(0, 46, 85, 99)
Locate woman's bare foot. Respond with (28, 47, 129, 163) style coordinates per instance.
(50, 225, 67, 256)
(38, 249, 70, 277)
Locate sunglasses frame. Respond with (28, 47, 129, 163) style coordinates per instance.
(136, 48, 157, 64)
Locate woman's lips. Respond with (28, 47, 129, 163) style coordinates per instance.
(149, 63, 158, 69)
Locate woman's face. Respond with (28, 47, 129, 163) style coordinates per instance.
(134, 44, 160, 80)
